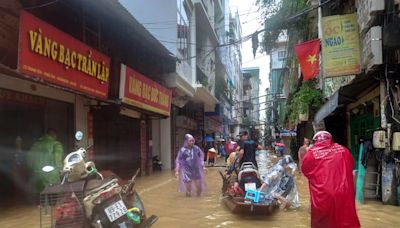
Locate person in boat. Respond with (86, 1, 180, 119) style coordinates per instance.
(224, 137, 238, 162)
(259, 155, 300, 209)
(224, 147, 245, 196)
(238, 130, 259, 168)
(302, 131, 360, 228)
(175, 134, 207, 197)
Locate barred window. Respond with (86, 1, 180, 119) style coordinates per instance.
(177, 0, 190, 60)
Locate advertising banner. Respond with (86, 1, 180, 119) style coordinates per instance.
(18, 10, 110, 99)
(119, 64, 172, 116)
(322, 13, 361, 77)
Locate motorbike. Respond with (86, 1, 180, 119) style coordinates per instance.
(40, 131, 157, 228)
(152, 156, 162, 171)
(219, 162, 278, 214)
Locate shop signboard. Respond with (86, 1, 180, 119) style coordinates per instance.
(18, 10, 110, 99)
(0, 88, 46, 107)
(119, 64, 172, 116)
(322, 13, 361, 77)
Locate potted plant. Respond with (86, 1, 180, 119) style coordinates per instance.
(287, 81, 324, 124)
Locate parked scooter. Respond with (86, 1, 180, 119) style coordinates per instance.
(152, 156, 162, 171)
(40, 131, 157, 228)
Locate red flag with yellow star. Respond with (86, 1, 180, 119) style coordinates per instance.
(294, 39, 320, 80)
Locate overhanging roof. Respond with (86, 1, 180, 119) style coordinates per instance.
(314, 75, 379, 123)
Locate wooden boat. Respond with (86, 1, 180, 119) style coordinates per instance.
(222, 195, 278, 214)
(219, 170, 278, 214)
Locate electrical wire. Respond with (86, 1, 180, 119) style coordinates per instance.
(385, 64, 400, 124)
(23, 0, 61, 9)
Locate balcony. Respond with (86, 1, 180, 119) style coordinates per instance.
(194, 0, 219, 45)
(243, 78, 252, 90)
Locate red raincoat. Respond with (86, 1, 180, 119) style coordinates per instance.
(302, 139, 360, 228)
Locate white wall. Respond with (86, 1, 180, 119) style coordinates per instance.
(160, 117, 172, 170)
(271, 45, 287, 69)
(119, 0, 177, 55)
(151, 119, 161, 159)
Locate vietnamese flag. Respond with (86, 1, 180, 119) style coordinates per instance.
(294, 39, 320, 80)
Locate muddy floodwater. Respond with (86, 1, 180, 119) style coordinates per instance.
(0, 151, 399, 227)
(136, 151, 400, 228)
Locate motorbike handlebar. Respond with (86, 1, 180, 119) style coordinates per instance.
(61, 171, 70, 184)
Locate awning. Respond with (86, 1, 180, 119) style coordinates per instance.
(314, 75, 379, 123)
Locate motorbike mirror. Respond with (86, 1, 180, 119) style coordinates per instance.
(42, 165, 55, 172)
(75, 131, 83, 141)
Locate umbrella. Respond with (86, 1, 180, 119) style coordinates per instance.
(204, 136, 214, 142)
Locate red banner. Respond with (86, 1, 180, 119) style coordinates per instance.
(119, 64, 172, 116)
(18, 10, 110, 99)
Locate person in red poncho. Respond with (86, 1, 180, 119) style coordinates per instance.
(302, 131, 360, 228)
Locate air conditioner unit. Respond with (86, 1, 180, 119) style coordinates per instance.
(356, 0, 385, 34)
(362, 26, 382, 72)
(369, 0, 385, 14)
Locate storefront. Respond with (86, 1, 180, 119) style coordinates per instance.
(107, 64, 172, 176)
(0, 10, 111, 203)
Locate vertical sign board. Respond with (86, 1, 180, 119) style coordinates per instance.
(18, 10, 110, 99)
(140, 120, 147, 175)
(322, 13, 361, 77)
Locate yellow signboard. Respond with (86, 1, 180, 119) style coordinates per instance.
(322, 13, 361, 77)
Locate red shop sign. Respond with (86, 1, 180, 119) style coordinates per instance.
(119, 64, 172, 116)
(18, 10, 110, 99)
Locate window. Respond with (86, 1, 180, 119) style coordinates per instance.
(278, 50, 286, 60)
(177, 0, 190, 60)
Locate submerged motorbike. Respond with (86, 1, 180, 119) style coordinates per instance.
(152, 156, 162, 171)
(219, 162, 277, 214)
(40, 131, 157, 228)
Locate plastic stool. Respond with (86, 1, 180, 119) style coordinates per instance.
(245, 189, 260, 203)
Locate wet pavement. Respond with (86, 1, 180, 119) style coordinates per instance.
(0, 151, 399, 227)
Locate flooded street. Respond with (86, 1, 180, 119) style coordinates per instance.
(136, 151, 400, 228)
(0, 151, 399, 227)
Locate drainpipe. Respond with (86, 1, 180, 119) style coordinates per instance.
(318, 0, 325, 93)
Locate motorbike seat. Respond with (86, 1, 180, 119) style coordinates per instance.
(85, 177, 119, 194)
(238, 162, 260, 182)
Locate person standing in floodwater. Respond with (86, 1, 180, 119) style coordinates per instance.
(297, 138, 311, 174)
(175, 134, 207, 197)
(302, 131, 360, 228)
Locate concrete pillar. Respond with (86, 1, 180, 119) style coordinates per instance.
(74, 95, 90, 148)
(160, 117, 172, 170)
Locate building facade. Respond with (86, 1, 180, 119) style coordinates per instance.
(0, 0, 176, 204)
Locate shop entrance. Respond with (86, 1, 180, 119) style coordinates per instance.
(0, 88, 74, 204)
(93, 108, 141, 179)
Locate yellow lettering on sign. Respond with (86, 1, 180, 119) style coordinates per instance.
(34, 31, 43, 55)
(51, 41, 58, 60)
(159, 92, 169, 107)
(128, 76, 142, 96)
(58, 44, 65, 64)
(29, 30, 38, 51)
(77, 53, 83, 70)
(151, 88, 159, 103)
(71, 51, 76, 68)
(43, 37, 51, 57)
(26, 28, 110, 83)
(64, 48, 71, 68)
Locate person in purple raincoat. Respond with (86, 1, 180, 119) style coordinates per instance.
(175, 134, 207, 197)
